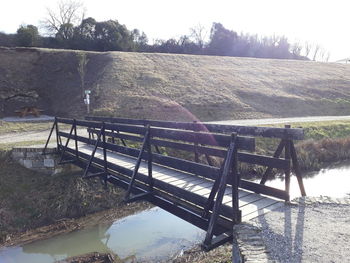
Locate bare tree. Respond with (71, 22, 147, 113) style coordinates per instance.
(190, 23, 208, 49)
(291, 42, 302, 56)
(41, 0, 85, 38)
(312, 44, 321, 61)
(325, 51, 331, 62)
(77, 52, 89, 98)
(318, 48, 326, 62)
(303, 42, 312, 58)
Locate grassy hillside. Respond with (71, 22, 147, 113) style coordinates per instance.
(1, 47, 350, 121)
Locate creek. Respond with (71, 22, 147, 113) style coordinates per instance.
(1, 163, 349, 263)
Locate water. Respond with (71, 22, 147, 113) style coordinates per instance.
(0, 208, 205, 263)
(1, 164, 349, 263)
(260, 163, 350, 199)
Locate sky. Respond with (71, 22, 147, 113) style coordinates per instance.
(0, 0, 349, 61)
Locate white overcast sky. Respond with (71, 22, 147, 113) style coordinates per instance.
(0, 0, 349, 61)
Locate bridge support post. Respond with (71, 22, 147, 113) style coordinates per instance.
(102, 122, 108, 187)
(284, 125, 291, 202)
(146, 127, 153, 191)
(58, 121, 76, 165)
(73, 119, 79, 160)
(43, 117, 58, 155)
(290, 141, 306, 196)
(259, 125, 306, 201)
(202, 133, 240, 251)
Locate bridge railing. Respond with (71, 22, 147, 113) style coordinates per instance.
(85, 116, 306, 201)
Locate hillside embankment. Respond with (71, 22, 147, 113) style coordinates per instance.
(1, 47, 350, 121)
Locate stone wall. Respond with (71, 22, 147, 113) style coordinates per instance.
(11, 147, 79, 175)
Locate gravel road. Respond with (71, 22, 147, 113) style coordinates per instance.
(2, 115, 350, 145)
(0, 129, 88, 145)
(208, 115, 350, 126)
(253, 200, 350, 263)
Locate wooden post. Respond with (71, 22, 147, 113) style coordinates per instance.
(231, 133, 241, 223)
(290, 141, 306, 196)
(55, 118, 59, 151)
(193, 121, 199, 163)
(284, 125, 291, 202)
(111, 129, 115, 144)
(73, 119, 78, 160)
(102, 122, 108, 187)
(203, 133, 237, 248)
(147, 125, 153, 191)
(43, 118, 57, 155)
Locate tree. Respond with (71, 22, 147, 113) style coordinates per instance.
(0, 32, 16, 47)
(303, 42, 312, 58)
(16, 25, 39, 47)
(71, 17, 97, 50)
(42, 0, 85, 39)
(94, 20, 134, 51)
(190, 23, 208, 49)
(77, 52, 89, 98)
(291, 42, 302, 57)
(207, 23, 238, 56)
(56, 23, 74, 41)
(132, 29, 148, 51)
(312, 44, 320, 61)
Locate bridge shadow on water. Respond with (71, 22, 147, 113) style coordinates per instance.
(257, 199, 305, 263)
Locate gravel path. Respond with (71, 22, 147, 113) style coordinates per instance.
(208, 115, 350, 126)
(252, 199, 350, 263)
(1, 115, 54, 122)
(0, 129, 88, 144)
(2, 115, 350, 145)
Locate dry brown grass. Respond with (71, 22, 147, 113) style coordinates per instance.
(0, 151, 149, 244)
(96, 52, 350, 121)
(2, 47, 350, 121)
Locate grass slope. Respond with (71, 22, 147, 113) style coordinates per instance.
(1, 47, 350, 121)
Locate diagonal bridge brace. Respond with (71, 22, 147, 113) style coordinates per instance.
(82, 123, 108, 181)
(202, 133, 241, 251)
(124, 125, 153, 202)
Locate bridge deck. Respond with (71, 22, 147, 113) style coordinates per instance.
(71, 143, 283, 222)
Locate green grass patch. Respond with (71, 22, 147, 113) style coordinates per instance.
(264, 120, 350, 140)
(240, 120, 350, 177)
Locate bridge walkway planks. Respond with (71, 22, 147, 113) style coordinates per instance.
(70, 142, 283, 222)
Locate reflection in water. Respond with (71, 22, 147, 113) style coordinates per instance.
(262, 163, 350, 199)
(0, 208, 204, 263)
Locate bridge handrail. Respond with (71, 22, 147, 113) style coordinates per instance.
(85, 116, 304, 140)
(56, 117, 255, 151)
(51, 116, 306, 202)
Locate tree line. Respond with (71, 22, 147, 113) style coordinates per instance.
(0, 1, 329, 61)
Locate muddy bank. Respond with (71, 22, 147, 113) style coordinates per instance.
(56, 252, 114, 263)
(0, 151, 150, 246)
